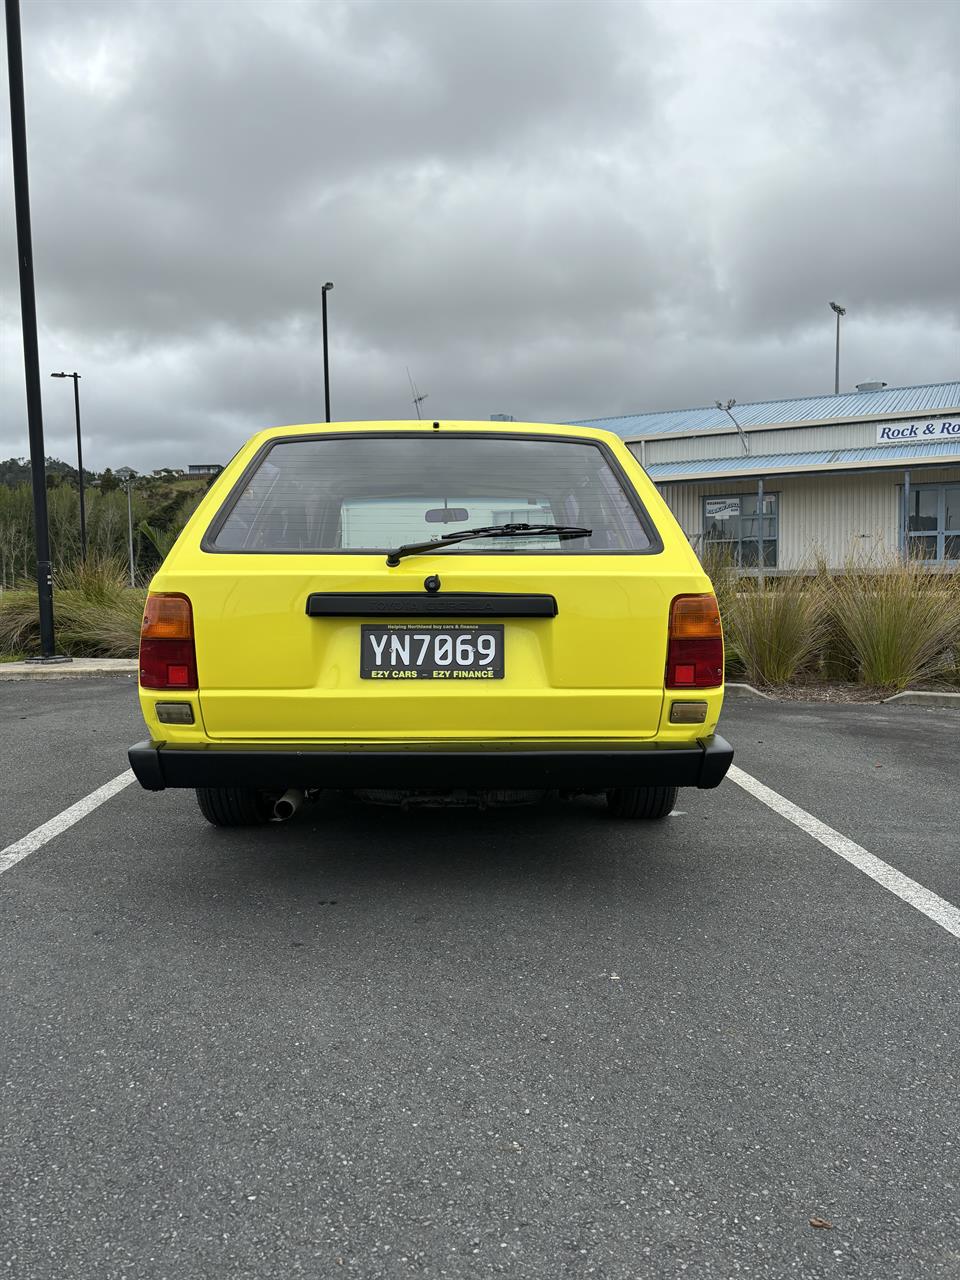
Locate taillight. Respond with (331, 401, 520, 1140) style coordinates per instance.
(139, 593, 198, 690)
(666, 594, 723, 689)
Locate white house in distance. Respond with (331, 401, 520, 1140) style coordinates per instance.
(578, 381, 960, 570)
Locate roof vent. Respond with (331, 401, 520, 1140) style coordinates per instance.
(856, 381, 887, 393)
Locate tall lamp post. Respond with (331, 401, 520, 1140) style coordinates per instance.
(124, 476, 136, 588)
(5, 0, 68, 661)
(829, 301, 846, 395)
(50, 371, 87, 559)
(321, 281, 334, 422)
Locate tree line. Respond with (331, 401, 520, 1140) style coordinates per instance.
(0, 459, 208, 589)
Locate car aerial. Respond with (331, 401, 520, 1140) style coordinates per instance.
(128, 420, 733, 826)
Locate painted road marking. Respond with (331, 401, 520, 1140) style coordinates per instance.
(728, 764, 960, 940)
(0, 770, 135, 877)
(2, 763, 958, 946)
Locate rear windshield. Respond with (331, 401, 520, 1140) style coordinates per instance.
(207, 434, 656, 554)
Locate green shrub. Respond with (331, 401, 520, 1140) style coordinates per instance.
(699, 544, 742, 673)
(0, 590, 145, 658)
(0, 589, 42, 655)
(56, 552, 133, 600)
(0, 557, 145, 658)
(723, 577, 829, 686)
(138, 521, 178, 562)
(55, 591, 146, 657)
(827, 560, 960, 690)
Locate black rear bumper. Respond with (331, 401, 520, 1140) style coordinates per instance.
(128, 735, 733, 793)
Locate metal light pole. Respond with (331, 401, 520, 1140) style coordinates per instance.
(125, 478, 136, 587)
(829, 301, 846, 395)
(321, 281, 334, 422)
(51, 371, 87, 559)
(5, 0, 67, 661)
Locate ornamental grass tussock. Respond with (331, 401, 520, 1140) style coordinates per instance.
(0, 554, 145, 658)
(723, 575, 830, 688)
(701, 546, 959, 692)
(826, 555, 960, 691)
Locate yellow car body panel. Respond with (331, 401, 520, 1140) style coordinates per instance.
(139, 421, 722, 750)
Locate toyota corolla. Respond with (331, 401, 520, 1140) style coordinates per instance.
(128, 420, 732, 825)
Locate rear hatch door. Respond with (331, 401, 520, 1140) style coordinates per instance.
(188, 429, 680, 743)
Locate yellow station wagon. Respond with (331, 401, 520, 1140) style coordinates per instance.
(128, 420, 732, 824)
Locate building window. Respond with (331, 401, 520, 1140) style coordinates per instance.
(703, 493, 778, 567)
(906, 484, 960, 562)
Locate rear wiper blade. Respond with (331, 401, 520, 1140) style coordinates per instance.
(385, 523, 592, 567)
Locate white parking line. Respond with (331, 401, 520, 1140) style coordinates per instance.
(3, 764, 958, 946)
(0, 770, 135, 877)
(728, 764, 960, 940)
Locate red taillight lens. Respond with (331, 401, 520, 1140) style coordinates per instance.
(139, 594, 198, 690)
(666, 594, 723, 689)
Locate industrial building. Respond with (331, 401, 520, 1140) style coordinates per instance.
(580, 381, 960, 570)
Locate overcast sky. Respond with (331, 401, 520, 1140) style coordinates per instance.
(2, 0, 958, 472)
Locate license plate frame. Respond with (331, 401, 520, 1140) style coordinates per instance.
(360, 623, 504, 680)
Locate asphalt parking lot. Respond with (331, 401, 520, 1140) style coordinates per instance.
(1, 678, 958, 1280)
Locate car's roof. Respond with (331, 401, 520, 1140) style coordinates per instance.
(247, 420, 623, 448)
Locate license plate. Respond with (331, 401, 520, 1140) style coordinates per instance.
(360, 623, 504, 680)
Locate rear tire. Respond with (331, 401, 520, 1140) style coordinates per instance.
(606, 785, 678, 820)
(196, 787, 274, 827)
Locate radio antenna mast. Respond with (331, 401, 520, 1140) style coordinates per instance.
(406, 367, 428, 419)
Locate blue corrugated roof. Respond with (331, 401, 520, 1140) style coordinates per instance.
(578, 382, 960, 439)
(645, 440, 960, 481)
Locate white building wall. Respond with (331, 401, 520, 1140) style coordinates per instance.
(779, 473, 897, 567)
(656, 467, 960, 569)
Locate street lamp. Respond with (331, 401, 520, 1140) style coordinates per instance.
(829, 301, 846, 395)
(321, 281, 334, 422)
(112, 466, 137, 586)
(6, 0, 68, 661)
(50, 371, 86, 558)
(117, 473, 136, 586)
(124, 476, 135, 587)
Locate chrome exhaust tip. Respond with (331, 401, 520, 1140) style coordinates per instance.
(272, 788, 304, 822)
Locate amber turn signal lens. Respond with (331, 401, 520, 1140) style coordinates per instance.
(669, 594, 722, 639)
(665, 594, 724, 690)
(141, 593, 193, 640)
(140, 594, 198, 691)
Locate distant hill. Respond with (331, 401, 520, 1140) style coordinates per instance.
(0, 457, 80, 487)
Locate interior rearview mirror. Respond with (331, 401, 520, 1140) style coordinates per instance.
(424, 507, 470, 523)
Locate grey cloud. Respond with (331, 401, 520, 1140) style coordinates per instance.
(1, 0, 957, 472)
